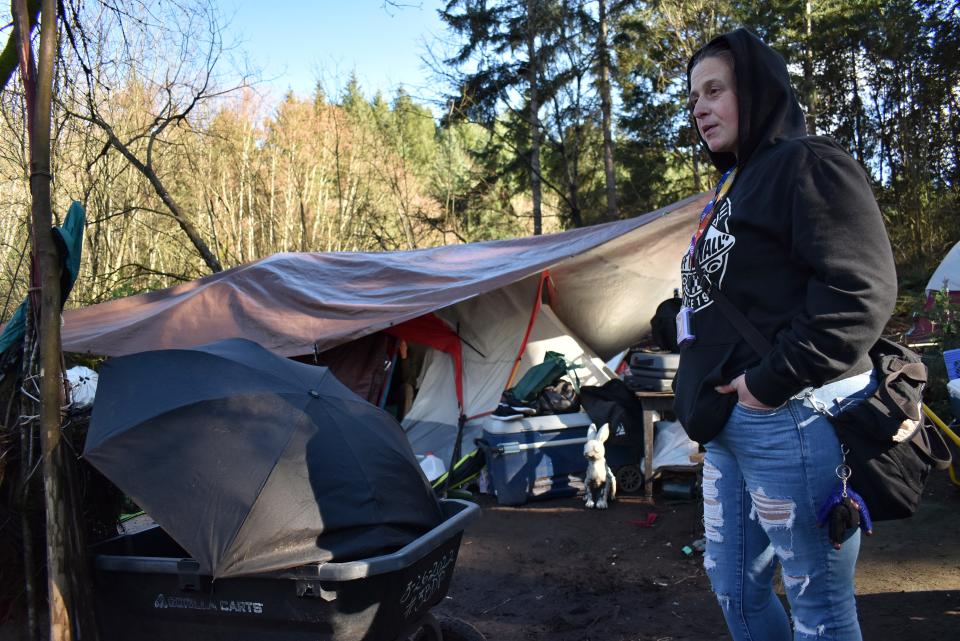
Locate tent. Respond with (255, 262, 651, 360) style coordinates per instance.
(907, 240, 960, 342)
(399, 275, 620, 465)
(59, 193, 709, 463)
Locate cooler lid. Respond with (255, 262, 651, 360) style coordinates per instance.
(482, 411, 593, 435)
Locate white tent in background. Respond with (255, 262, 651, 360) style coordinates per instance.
(908, 240, 960, 341)
(926, 240, 960, 294)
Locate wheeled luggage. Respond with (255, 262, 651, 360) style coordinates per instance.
(624, 350, 679, 392)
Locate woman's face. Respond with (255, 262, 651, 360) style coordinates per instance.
(689, 56, 739, 157)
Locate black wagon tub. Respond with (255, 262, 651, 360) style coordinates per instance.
(90, 499, 482, 641)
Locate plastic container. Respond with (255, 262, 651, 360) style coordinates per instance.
(418, 453, 446, 482)
(943, 348, 960, 381)
(480, 412, 638, 505)
(89, 499, 480, 641)
(948, 378, 960, 422)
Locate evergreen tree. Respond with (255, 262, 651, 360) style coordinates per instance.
(615, 0, 735, 212)
(440, 0, 566, 234)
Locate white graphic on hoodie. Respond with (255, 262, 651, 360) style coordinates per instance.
(681, 197, 736, 312)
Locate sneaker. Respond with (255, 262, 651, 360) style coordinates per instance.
(490, 405, 524, 421)
(499, 390, 538, 415)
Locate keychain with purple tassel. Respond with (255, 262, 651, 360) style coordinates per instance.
(817, 446, 872, 549)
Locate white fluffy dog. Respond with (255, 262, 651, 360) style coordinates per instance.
(583, 423, 616, 509)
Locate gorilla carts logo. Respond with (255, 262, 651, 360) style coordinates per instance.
(152, 593, 263, 614)
(681, 197, 736, 311)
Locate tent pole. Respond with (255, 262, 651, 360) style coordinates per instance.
(504, 273, 548, 389)
(440, 413, 467, 497)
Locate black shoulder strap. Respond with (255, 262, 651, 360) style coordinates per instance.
(698, 275, 774, 357)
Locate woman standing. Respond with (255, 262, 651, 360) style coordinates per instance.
(673, 28, 897, 641)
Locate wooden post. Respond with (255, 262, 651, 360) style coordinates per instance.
(14, 0, 73, 639)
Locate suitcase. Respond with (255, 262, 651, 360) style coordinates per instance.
(625, 350, 678, 392)
(628, 350, 679, 376)
(624, 373, 673, 392)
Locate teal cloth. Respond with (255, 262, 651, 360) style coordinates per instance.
(0, 201, 86, 354)
(509, 350, 569, 403)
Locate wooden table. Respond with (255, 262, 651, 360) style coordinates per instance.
(633, 391, 677, 503)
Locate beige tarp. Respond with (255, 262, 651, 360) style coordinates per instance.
(61, 193, 708, 359)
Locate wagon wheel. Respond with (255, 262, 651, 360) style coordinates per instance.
(436, 614, 486, 641)
(615, 464, 643, 494)
(404, 613, 442, 641)
(405, 613, 486, 641)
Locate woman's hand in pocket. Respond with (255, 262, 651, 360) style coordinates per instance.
(715, 373, 778, 410)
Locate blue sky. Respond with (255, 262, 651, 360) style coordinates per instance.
(220, 1, 449, 104)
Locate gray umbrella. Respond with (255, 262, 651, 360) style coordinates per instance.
(84, 338, 443, 579)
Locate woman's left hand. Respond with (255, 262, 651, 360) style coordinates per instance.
(715, 373, 778, 410)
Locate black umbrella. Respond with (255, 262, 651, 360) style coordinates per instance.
(84, 337, 443, 579)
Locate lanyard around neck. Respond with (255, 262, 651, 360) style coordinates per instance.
(688, 167, 737, 267)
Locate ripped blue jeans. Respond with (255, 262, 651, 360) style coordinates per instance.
(702, 371, 876, 641)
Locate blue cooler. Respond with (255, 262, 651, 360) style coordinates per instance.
(480, 412, 638, 505)
(948, 378, 960, 423)
(944, 348, 960, 382)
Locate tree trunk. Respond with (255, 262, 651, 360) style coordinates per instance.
(566, 172, 582, 228)
(15, 0, 75, 639)
(851, 44, 864, 164)
(299, 198, 308, 252)
(597, 0, 617, 219)
(950, 95, 960, 187)
(555, 109, 584, 228)
(803, 0, 817, 133)
(526, 0, 542, 236)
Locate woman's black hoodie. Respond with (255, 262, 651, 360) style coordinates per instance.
(672, 28, 897, 443)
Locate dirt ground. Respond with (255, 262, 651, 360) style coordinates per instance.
(434, 469, 960, 641)
(0, 464, 956, 641)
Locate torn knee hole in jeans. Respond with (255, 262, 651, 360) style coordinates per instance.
(702, 461, 723, 542)
(793, 616, 826, 638)
(783, 573, 810, 597)
(716, 594, 731, 611)
(748, 487, 796, 531)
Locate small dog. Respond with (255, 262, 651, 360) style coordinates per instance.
(583, 423, 616, 509)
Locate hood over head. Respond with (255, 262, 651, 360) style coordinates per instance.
(687, 28, 806, 172)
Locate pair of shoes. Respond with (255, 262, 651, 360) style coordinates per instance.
(490, 391, 538, 421)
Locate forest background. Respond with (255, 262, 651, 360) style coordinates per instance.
(0, 0, 958, 320)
